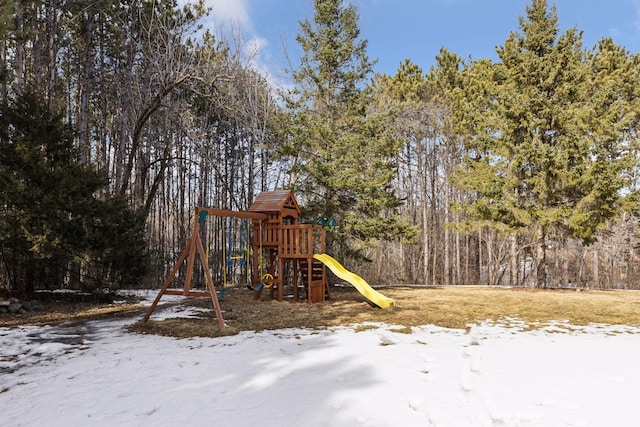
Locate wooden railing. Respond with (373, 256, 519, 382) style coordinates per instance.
(255, 224, 325, 257)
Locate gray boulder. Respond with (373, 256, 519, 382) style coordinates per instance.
(30, 300, 44, 312)
(8, 302, 22, 313)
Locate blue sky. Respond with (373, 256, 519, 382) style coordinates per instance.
(202, 0, 640, 80)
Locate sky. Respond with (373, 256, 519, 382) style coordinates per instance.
(2, 289, 640, 426)
(199, 0, 640, 82)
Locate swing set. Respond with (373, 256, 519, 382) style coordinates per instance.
(218, 216, 251, 293)
(143, 191, 330, 329)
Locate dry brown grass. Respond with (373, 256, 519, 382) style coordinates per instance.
(0, 301, 145, 328)
(128, 285, 640, 338)
(4, 286, 640, 338)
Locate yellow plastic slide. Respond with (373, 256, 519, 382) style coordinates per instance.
(313, 254, 395, 309)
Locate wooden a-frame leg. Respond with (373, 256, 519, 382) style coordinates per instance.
(182, 230, 199, 294)
(195, 233, 225, 329)
(143, 240, 192, 322)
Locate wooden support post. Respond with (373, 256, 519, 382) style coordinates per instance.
(307, 256, 313, 303)
(323, 262, 331, 301)
(293, 260, 299, 301)
(143, 241, 192, 322)
(182, 217, 199, 294)
(194, 230, 225, 329)
(252, 219, 262, 300)
(277, 255, 284, 301)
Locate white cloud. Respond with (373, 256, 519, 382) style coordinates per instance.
(178, 0, 265, 60)
(177, 0, 287, 90)
(206, 0, 252, 30)
(176, 0, 252, 33)
(244, 36, 267, 59)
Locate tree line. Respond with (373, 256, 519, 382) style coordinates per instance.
(1, 0, 639, 295)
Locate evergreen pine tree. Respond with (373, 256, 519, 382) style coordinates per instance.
(450, 0, 638, 287)
(0, 92, 148, 294)
(283, 0, 407, 257)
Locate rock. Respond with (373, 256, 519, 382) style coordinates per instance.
(0, 299, 44, 314)
(8, 302, 22, 313)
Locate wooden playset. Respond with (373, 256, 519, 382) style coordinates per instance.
(142, 191, 331, 328)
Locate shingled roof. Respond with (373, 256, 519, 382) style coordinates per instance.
(248, 190, 300, 215)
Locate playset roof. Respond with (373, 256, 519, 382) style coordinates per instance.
(248, 190, 300, 216)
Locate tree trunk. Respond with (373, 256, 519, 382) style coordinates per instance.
(510, 234, 518, 286)
(465, 233, 470, 285)
(478, 228, 483, 285)
(45, 1, 58, 109)
(115, 56, 133, 192)
(422, 202, 429, 284)
(562, 245, 569, 288)
(487, 230, 494, 286)
(78, 9, 96, 165)
(443, 184, 450, 286)
(455, 219, 461, 285)
(536, 230, 548, 288)
(13, 0, 25, 92)
(592, 249, 599, 289)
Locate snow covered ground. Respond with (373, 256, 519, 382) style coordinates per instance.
(2, 294, 640, 427)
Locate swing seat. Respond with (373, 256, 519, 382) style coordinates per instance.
(246, 282, 263, 291)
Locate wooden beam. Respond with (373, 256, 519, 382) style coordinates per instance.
(162, 290, 210, 297)
(197, 207, 268, 220)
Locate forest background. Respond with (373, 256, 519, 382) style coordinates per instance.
(1, 0, 639, 296)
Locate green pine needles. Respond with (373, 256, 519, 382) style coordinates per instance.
(0, 92, 149, 293)
(449, 0, 640, 286)
(281, 0, 413, 256)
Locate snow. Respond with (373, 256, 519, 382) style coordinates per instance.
(2, 293, 640, 426)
